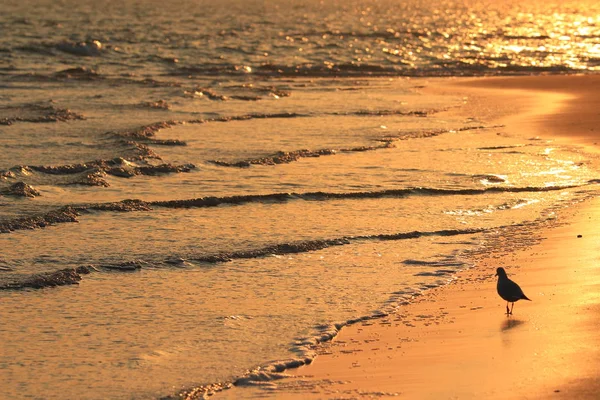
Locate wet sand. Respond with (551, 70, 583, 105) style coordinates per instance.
(454, 74, 600, 149)
(219, 74, 600, 399)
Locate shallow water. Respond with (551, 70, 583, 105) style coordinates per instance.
(1, 0, 600, 399)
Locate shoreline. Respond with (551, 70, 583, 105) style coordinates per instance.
(432, 74, 600, 161)
(217, 74, 600, 399)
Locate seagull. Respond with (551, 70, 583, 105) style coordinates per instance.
(496, 267, 531, 315)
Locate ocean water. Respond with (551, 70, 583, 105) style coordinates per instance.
(1, 0, 600, 398)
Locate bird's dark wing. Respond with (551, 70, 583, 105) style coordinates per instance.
(498, 278, 527, 302)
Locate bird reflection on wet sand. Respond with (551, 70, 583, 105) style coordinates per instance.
(501, 318, 526, 332)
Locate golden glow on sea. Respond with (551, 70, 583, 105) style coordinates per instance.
(368, 1, 600, 73)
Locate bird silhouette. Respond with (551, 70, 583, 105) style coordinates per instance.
(496, 267, 531, 315)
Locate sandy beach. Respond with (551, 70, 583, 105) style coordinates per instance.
(219, 74, 600, 399)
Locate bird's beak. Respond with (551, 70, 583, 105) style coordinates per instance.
(494, 272, 498, 276)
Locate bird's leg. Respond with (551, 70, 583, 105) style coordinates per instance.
(506, 302, 510, 315)
(509, 302, 514, 315)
